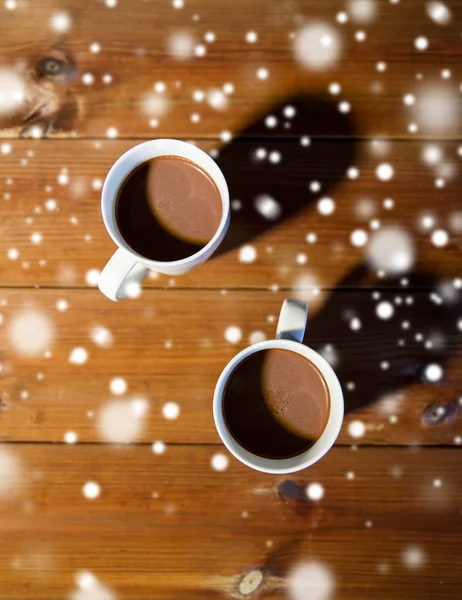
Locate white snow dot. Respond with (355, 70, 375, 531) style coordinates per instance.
(223, 82, 234, 95)
(256, 68, 269, 80)
(350, 229, 368, 247)
(288, 561, 334, 600)
(376, 163, 393, 181)
(1, 143, 11, 154)
(347, 167, 359, 179)
(426, 2, 452, 25)
(355, 30, 366, 42)
(423, 145, 442, 164)
(194, 44, 206, 57)
(376, 301, 394, 320)
(98, 399, 147, 442)
(207, 88, 228, 110)
(433, 478, 442, 488)
(403, 93, 415, 106)
(105, 0, 117, 6)
(376, 61, 386, 72)
(415, 36, 429, 50)
(306, 482, 324, 501)
(152, 441, 166, 455)
(328, 82, 341, 95)
(339, 101, 351, 113)
(300, 136, 311, 146)
(85, 269, 100, 286)
(249, 331, 266, 344)
(211, 453, 229, 472)
(309, 181, 321, 192)
(317, 197, 335, 215)
(192, 89, 205, 102)
(56, 299, 68, 312)
(431, 229, 448, 247)
(30, 232, 42, 244)
(162, 401, 180, 420)
(424, 364, 443, 382)
(7, 248, 19, 260)
(350, 317, 362, 331)
(402, 546, 425, 569)
(81, 73, 94, 85)
(348, 420, 366, 438)
(64, 431, 77, 444)
(110, 377, 127, 395)
(172, 0, 183, 7)
(254, 194, 282, 220)
(69, 347, 88, 365)
(284, 105, 296, 118)
(306, 233, 317, 244)
(296, 253, 307, 265)
(90, 42, 101, 54)
(50, 12, 71, 33)
(239, 245, 257, 264)
(224, 326, 242, 344)
(5, 0, 17, 9)
(246, 31, 258, 43)
(106, 127, 118, 139)
(102, 73, 113, 84)
(90, 325, 112, 347)
(82, 481, 100, 500)
(45, 199, 58, 211)
(346, 471, 355, 480)
(8, 311, 53, 357)
(337, 11, 348, 23)
(269, 151, 281, 164)
(220, 130, 232, 143)
(265, 115, 277, 128)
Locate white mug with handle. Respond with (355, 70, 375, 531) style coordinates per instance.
(98, 139, 230, 301)
(213, 299, 344, 474)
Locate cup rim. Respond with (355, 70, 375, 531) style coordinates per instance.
(213, 339, 344, 474)
(101, 139, 230, 268)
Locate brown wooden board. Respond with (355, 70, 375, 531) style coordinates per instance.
(0, 444, 460, 599)
(0, 1, 462, 139)
(0, 289, 460, 445)
(0, 140, 461, 289)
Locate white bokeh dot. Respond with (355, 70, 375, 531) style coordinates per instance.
(423, 364, 443, 382)
(350, 229, 368, 247)
(288, 561, 334, 600)
(414, 36, 429, 50)
(85, 269, 100, 286)
(211, 453, 229, 472)
(224, 326, 242, 344)
(152, 441, 166, 455)
(82, 481, 100, 500)
(317, 197, 335, 215)
(239, 245, 257, 263)
(431, 229, 449, 247)
(348, 420, 366, 438)
(110, 377, 127, 395)
(376, 163, 394, 181)
(162, 401, 180, 420)
(64, 431, 78, 444)
(306, 482, 324, 501)
(376, 301, 394, 319)
(69, 347, 88, 365)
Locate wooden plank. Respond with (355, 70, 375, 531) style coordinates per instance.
(0, 1, 462, 139)
(0, 289, 460, 445)
(0, 444, 460, 599)
(0, 139, 461, 289)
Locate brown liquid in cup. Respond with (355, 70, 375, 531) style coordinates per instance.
(115, 156, 222, 261)
(223, 349, 331, 459)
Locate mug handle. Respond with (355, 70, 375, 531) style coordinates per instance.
(276, 299, 308, 343)
(98, 248, 150, 302)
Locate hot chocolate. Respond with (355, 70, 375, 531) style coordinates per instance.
(223, 348, 331, 459)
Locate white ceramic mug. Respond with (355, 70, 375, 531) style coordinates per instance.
(213, 299, 344, 474)
(98, 139, 230, 301)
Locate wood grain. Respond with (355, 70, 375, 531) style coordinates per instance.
(0, 1, 462, 139)
(0, 444, 460, 599)
(0, 289, 460, 445)
(0, 139, 461, 289)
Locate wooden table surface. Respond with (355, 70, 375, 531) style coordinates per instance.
(0, 1, 461, 598)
